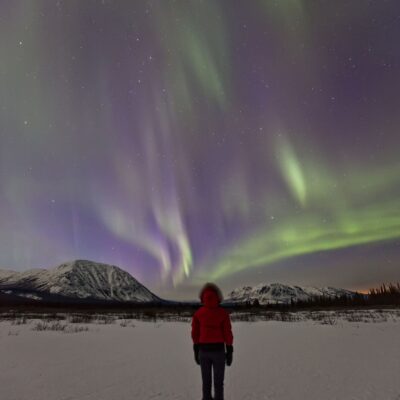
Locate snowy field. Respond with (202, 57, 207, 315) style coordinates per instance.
(1, 311, 400, 400)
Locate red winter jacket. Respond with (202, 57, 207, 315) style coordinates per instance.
(191, 285, 233, 346)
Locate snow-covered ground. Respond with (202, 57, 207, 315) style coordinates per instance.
(1, 313, 399, 400)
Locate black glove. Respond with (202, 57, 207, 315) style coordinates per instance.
(225, 345, 233, 366)
(193, 344, 200, 365)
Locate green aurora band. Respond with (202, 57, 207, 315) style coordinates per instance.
(195, 135, 400, 281)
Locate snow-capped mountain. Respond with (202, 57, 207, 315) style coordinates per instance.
(0, 260, 162, 303)
(226, 283, 355, 305)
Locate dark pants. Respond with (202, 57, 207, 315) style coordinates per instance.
(199, 348, 226, 400)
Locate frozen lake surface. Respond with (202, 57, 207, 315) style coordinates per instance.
(1, 313, 399, 400)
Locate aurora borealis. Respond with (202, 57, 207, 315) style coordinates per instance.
(0, 1, 399, 299)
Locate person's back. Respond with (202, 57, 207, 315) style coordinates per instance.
(191, 282, 234, 400)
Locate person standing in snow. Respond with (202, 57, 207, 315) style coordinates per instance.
(191, 282, 234, 400)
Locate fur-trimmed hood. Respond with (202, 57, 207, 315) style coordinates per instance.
(199, 282, 224, 304)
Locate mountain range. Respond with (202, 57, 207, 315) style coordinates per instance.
(0, 259, 355, 305)
(0, 260, 162, 304)
(226, 283, 355, 305)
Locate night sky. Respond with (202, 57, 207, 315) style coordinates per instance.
(0, 1, 399, 300)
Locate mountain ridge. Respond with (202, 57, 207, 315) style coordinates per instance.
(226, 282, 355, 305)
(0, 259, 162, 303)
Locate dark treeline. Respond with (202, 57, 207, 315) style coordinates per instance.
(367, 282, 400, 305)
(1, 283, 399, 315)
